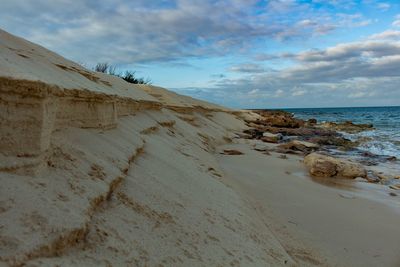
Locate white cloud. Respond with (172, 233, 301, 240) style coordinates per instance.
(274, 89, 284, 97)
(393, 20, 400, 27)
(348, 91, 367, 98)
(229, 63, 266, 73)
(291, 88, 307, 96)
(377, 3, 390, 11)
(369, 30, 400, 40)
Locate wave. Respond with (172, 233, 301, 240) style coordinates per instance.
(341, 130, 400, 158)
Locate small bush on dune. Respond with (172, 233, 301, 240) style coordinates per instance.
(94, 62, 110, 73)
(121, 71, 151, 84)
(93, 62, 151, 84)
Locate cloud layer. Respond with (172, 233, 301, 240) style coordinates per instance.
(1, 0, 399, 108)
(0, 0, 374, 65)
(180, 29, 400, 108)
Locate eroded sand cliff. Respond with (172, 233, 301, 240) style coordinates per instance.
(0, 29, 298, 266)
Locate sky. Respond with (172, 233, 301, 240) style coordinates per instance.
(1, 0, 400, 108)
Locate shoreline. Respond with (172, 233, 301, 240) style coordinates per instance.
(243, 109, 400, 187)
(217, 138, 400, 266)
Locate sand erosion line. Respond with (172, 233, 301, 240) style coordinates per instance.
(8, 142, 146, 266)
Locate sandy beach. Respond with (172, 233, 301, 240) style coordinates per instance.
(218, 140, 400, 266)
(1, 28, 400, 267)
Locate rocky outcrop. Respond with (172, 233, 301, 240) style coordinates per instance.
(308, 136, 356, 150)
(249, 110, 304, 128)
(277, 140, 319, 154)
(304, 153, 367, 179)
(319, 121, 374, 133)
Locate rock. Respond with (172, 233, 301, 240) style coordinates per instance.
(366, 171, 381, 183)
(304, 153, 367, 179)
(308, 136, 356, 150)
(359, 160, 379, 166)
(277, 140, 319, 154)
(264, 126, 335, 137)
(309, 158, 337, 177)
(377, 173, 395, 181)
(361, 151, 376, 157)
(305, 118, 317, 127)
(251, 110, 305, 128)
(355, 177, 368, 183)
(243, 128, 264, 139)
(221, 149, 244, 155)
(319, 121, 374, 133)
(308, 118, 317, 124)
(339, 193, 356, 199)
(253, 143, 269, 152)
(235, 133, 252, 139)
(261, 132, 282, 143)
(389, 185, 400, 190)
(389, 192, 397, 197)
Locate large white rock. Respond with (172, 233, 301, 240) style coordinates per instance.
(304, 153, 367, 179)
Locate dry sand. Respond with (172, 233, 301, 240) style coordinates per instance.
(218, 141, 400, 267)
(1, 28, 400, 266)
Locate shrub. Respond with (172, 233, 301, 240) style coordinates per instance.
(121, 71, 151, 84)
(94, 62, 110, 73)
(93, 62, 151, 84)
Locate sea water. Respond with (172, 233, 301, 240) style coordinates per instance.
(285, 106, 400, 159)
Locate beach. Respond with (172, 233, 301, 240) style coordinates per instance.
(219, 140, 400, 267)
(1, 28, 400, 267)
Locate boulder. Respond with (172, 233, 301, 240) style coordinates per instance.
(253, 143, 269, 152)
(242, 128, 264, 139)
(304, 153, 367, 179)
(277, 140, 319, 154)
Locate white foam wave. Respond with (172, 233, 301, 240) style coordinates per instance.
(341, 130, 400, 158)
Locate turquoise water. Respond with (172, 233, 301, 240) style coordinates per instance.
(285, 106, 400, 158)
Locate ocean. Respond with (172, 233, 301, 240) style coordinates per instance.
(285, 106, 400, 159)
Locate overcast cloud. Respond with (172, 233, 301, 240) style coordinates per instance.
(0, 0, 399, 108)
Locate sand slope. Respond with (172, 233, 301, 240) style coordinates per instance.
(0, 29, 293, 266)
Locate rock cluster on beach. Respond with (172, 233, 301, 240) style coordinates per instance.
(243, 109, 357, 151)
(242, 110, 398, 186)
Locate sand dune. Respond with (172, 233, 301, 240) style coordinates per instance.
(1, 29, 400, 266)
